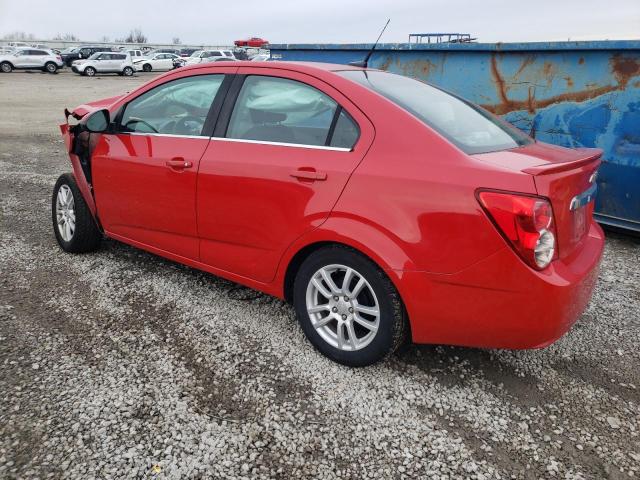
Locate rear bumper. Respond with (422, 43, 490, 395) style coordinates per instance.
(399, 221, 605, 349)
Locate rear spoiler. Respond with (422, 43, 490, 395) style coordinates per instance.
(522, 148, 602, 175)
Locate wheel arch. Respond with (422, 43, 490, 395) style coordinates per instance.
(1, 60, 14, 68)
(280, 220, 411, 296)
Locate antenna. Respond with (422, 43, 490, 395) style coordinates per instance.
(349, 19, 390, 68)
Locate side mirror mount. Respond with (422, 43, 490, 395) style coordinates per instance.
(84, 109, 110, 133)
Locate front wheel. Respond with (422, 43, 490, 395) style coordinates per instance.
(52, 173, 102, 253)
(44, 62, 58, 73)
(293, 246, 408, 367)
(1, 62, 13, 73)
(84, 66, 96, 77)
(122, 66, 134, 76)
(142, 63, 152, 72)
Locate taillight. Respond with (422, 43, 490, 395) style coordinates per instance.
(477, 191, 558, 270)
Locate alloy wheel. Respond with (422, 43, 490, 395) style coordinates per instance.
(305, 264, 380, 351)
(56, 185, 76, 242)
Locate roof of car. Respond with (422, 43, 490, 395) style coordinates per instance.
(186, 60, 365, 73)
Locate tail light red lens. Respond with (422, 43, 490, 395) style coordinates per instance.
(477, 191, 558, 270)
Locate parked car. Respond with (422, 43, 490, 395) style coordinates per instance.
(250, 54, 270, 62)
(172, 56, 188, 69)
(126, 49, 145, 60)
(179, 48, 199, 57)
(0, 46, 15, 54)
(143, 48, 180, 57)
(204, 56, 238, 63)
(7, 41, 29, 48)
(234, 37, 268, 48)
(71, 52, 134, 76)
(185, 49, 235, 65)
(0, 48, 63, 73)
(61, 46, 115, 67)
(134, 52, 182, 72)
(232, 48, 249, 60)
(54, 62, 604, 367)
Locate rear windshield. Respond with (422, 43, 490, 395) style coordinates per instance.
(338, 70, 531, 154)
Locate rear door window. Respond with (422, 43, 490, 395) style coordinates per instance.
(330, 109, 360, 149)
(226, 76, 341, 147)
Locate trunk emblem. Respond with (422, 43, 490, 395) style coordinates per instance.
(570, 172, 598, 211)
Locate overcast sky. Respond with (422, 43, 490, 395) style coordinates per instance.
(0, 0, 638, 45)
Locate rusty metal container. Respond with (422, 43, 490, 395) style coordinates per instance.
(269, 41, 640, 231)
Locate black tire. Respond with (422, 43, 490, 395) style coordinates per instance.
(293, 245, 408, 367)
(1, 61, 13, 73)
(44, 62, 58, 73)
(52, 173, 102, 253)
(122, 66, 134, 76)
(142, 63, 152, 72)
(84, 66, 96, 77)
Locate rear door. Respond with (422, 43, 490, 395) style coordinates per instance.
(157, 54, 173, 70)
(91, 70, 235, 259)
(31, 49, 49, 67)
(196, 67, 374, 282)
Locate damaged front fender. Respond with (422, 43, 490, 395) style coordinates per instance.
(60, 113, 99, 218)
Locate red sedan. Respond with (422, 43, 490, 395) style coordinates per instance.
(54, 61, 604, 366)
(234, 37, 268, 48)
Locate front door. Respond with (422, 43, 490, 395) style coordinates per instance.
(12, 50, 32, 67)
(197, 68, 373, 282)
(92, 73, 229, 260)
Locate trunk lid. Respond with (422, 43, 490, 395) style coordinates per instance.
(475, 142, 601, 259)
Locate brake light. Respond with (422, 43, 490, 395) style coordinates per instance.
(477, 191, 558, 270)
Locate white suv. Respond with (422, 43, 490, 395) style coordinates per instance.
(0, 48, 64, 73)
(71, 52, 134, 77)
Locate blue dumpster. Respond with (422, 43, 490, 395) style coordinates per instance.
(269, 41, 640, 232)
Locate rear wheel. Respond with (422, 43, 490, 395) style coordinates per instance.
(52, 173, 102, 253)
(44, 62, 58, 73)
(293, 246, 407, 367)
(84, 66, 96, 77)
(1, 62, 13, 73)
(122, 66, 134, 76)
(142, 63, 152, 72)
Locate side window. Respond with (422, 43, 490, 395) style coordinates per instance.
(211, 51, 222, 57)
(119, 75, 224, 136)
(34, 50, 48, 56)
(330, 109, 360, 149)
(226, 76, 338, 146)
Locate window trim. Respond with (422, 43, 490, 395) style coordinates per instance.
(211, 136, 352, 152)
(214, 73, 360, 151)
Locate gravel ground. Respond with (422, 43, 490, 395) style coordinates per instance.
(0, 71, 639, 480)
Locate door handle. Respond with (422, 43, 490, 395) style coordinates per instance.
(166, 158, 193, 170)
(290, 169, 327, 181)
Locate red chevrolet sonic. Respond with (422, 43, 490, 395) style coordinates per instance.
(53, 61, 604, 366)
